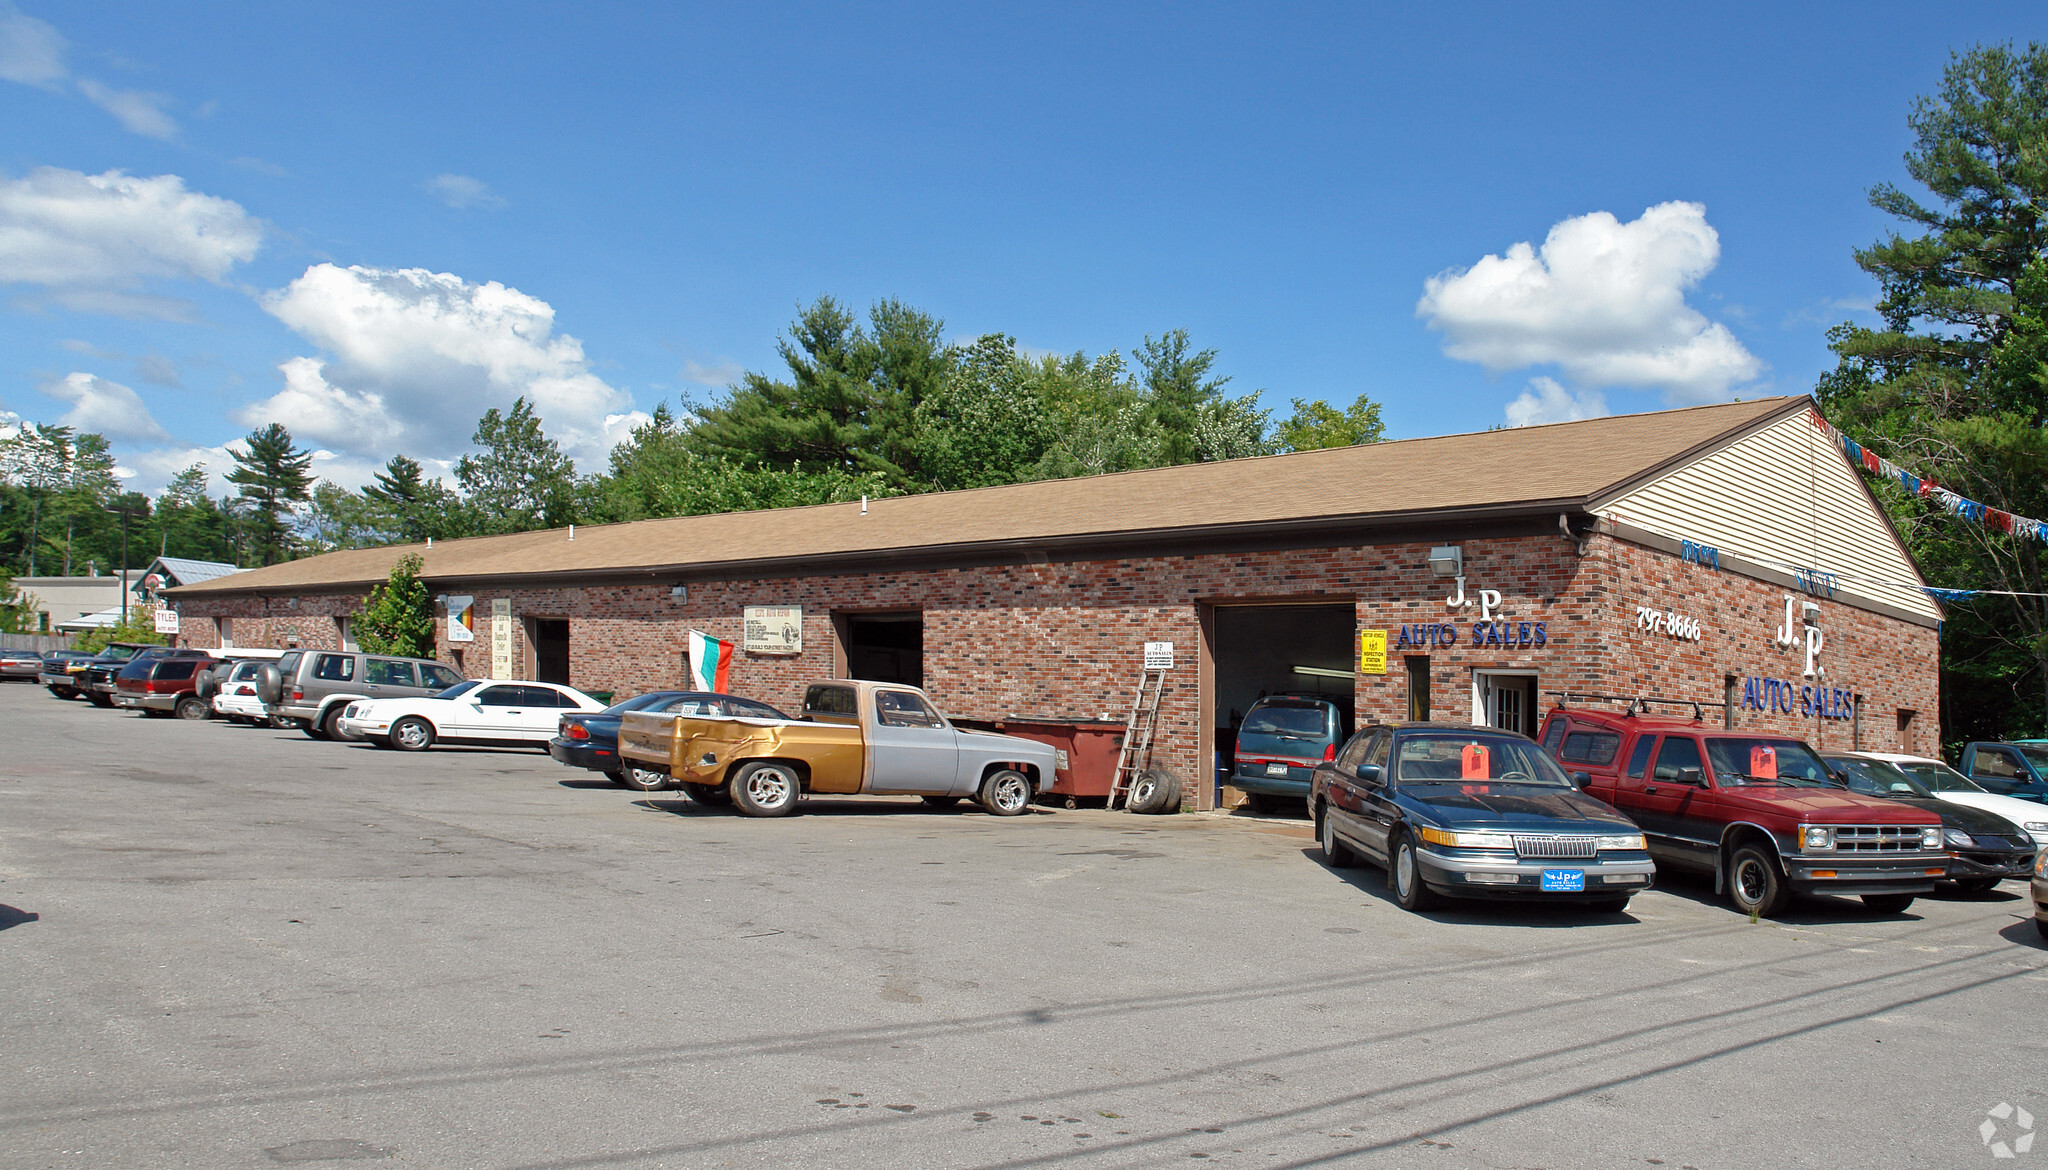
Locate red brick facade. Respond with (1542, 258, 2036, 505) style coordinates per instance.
(174, 528, 1940, 811)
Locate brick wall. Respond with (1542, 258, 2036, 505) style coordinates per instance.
(173, 530, 1941, 805)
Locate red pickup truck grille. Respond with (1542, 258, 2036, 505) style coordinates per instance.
(1513, 835, 1599, 860)
(1833, 826, 1925, 852)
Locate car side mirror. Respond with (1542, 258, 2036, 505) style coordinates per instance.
(1570, 771, 1590, 787)
(1678, 767, 1705, 786)
(1355, 763, 1381, 783)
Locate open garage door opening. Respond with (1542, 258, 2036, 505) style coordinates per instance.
(1212, 603, 1355, 814)
(842, 612, 924, 688)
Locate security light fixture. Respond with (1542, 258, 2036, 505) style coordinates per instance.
(669, 584, 688, 603)
(1428, 545, 1463, 578)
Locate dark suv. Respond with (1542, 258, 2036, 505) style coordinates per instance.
(113, 655, 220, 719)
(83, 644, 207, 707)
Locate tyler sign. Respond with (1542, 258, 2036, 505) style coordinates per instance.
(743, 606, 803, 655)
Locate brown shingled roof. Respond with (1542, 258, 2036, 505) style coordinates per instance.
(170, 395, 1805, 596)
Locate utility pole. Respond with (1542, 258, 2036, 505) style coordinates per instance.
(103, 500, 143, 624)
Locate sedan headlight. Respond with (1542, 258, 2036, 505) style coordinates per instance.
(1595, 834, 1646, 851)
(1416, 826, 1514, 850)
(1802, 826, 1834, 851)
(1944, 828, 1976, 849)
(2024, 822, 2048, 834)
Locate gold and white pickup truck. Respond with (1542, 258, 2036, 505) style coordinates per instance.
(617, 678, 1059, 817)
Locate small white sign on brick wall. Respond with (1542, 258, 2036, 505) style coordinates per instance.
(1143, 641, 1174, 670)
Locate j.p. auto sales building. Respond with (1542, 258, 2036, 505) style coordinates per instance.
(166, 396, 1941, 810)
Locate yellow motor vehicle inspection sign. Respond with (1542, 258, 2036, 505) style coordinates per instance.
(1357, 629, 1388, 675)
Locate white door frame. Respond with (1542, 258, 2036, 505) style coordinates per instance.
(1471, 669, 1540, 735)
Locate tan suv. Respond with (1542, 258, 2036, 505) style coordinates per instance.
(256, 649, 465, 741)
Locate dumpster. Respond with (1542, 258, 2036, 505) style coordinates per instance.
(954, 716, 1125, 807)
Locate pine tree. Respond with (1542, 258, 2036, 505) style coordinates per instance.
(226, 423, 314, 566)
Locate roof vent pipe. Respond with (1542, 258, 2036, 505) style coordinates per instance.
(569, 524, 575, 541)
(426, 536, 432, 548)
(860, 495, 868, 516)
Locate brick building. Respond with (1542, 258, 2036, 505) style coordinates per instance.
(165, 396, 1941, 809)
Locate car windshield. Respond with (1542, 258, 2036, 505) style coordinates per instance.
(1826, 757, 1935, 799)
(1891, 760, 1984, 792)
(1243, 703, 1327, 739)
(1704, 738, 1834, 786)
(1393, 733, 1572, 787)
(435, 680, 483, 700)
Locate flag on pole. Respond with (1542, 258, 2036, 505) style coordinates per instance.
(686, 629, 733, 693)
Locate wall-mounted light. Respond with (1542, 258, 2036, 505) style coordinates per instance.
(1428, 545, 1463, 578)
(669, 584, 688, 603)
(1292, 665, 1356, 680)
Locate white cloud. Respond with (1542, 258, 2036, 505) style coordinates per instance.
(0, 2, 64, 88)
(40, 371, 172, 442)
(76, 77, 176, 139)
(428, 173, 505, 210)
(1418, 201, 1764, 403)
(0, 167, 262, 317)
(247, 263, 645, 467)
(1504, 377, 1608, 428)
(118, 443, 236, 496)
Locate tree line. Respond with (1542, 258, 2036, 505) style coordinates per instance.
(0, 314, 1385, 626)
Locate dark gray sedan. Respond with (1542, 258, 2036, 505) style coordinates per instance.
(0, 648, 44, 681)
(1310, 722, 1655, 914)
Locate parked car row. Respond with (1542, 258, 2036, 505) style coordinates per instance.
(28, 647, 2048, 934)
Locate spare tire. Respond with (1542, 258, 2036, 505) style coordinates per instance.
(194, 667, 222, 702)
(255, 663, 283, 706)
(1127, 767, 1182, 815)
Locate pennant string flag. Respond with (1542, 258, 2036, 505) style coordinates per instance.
(1811, 409, 2048, 544)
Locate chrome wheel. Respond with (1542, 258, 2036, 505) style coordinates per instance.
(981, 770, 1032, 816)
(391, 718, 433, 752)
(1733, 857, 1769, 905)
(731, 762, 799, 816)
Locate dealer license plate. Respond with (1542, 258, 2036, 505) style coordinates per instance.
(1541, 869, 1586, 893)
(1266, 763, 1290, 776)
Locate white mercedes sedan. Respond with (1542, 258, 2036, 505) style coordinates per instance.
(338, 679, 605, 751)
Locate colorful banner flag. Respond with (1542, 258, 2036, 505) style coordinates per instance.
(1813, 409, 2046, 547)
(686, 629, 733, 693)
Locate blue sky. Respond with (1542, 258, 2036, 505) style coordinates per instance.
(1, 2, 2043, 494)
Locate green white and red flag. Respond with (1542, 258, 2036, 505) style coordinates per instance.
(686, 629, 733, 693)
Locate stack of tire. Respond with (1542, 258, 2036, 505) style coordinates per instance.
(1126, 767, 1182, 815)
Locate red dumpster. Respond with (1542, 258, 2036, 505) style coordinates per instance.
(954, 716, 1125, 806)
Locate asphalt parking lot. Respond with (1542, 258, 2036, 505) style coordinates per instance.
(1, 682, 2043, 1169)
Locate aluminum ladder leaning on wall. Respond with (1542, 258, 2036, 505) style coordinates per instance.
(1107, 668, 1166, 810)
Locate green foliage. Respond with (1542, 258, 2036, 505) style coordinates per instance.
(303, 480, 384, 553)
(363, 455, 459, 542)
(912, 335, 1058, 490)
(73, 608, 167, 654)
(355, 552, 436, 658)
(455, 398, 576, 534)
(1817, 42, 2048, 739)
(1276, 395, 1387, 451)
(0, 577, 36, 633)
(227, 423, 314, 566)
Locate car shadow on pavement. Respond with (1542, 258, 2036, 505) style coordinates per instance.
(556, 779, 620, 790)
(634, 796, 1047, 818)
(1646, 868, 1932, 924)
(0, 904, 39, 930)
(1997, 919, 2046, 950)
(1295, 847, 1643, 928)
(1925, 885, 2024, 904)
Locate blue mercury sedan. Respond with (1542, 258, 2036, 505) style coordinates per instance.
(550, 690, 787, 792)
(1310, 722, 1654, 914)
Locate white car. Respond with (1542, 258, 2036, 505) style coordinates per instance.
(1851, 751, 2048, 848)
(209, 655, 286, 725)
(338, 679, 605, 752)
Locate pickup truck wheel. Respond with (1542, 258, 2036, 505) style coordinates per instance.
(390, 717, 434, 752)
(1320, 807, 1361, 868)
(921, 795, 961, 809)
(1727, 844, 1791, 917)
(731, 762, 800, 817)
(681, 782, 732, 806)
(978, 770, 1033, 816)
(87, 692, 113, 708)
(1861, 893, 1915, 914)
(174, 695, 209, 720)
(620, 765, 669, 792)
(1391, 831, 1443, 911)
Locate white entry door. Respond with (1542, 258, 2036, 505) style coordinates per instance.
(1473, 672, 1538, 737)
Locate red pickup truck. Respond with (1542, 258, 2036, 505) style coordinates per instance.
(1536, 704, 1948, 917)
